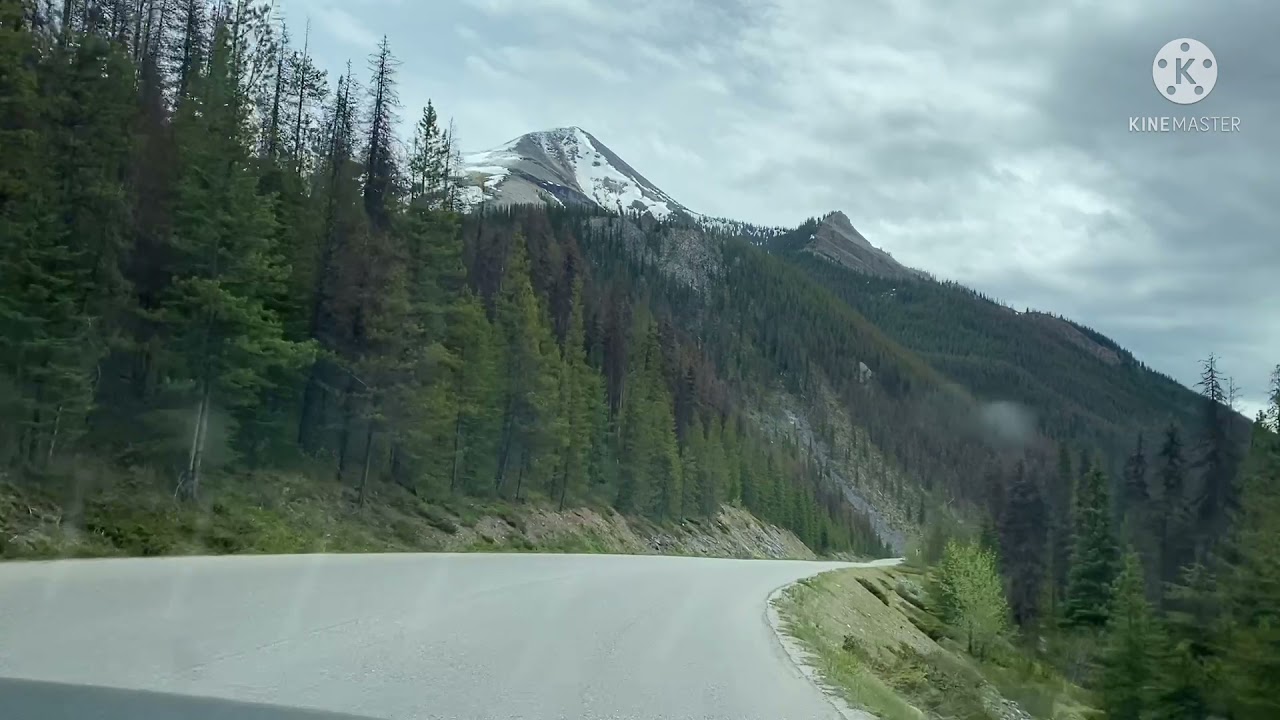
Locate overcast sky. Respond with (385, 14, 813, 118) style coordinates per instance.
(279, 0, 1277, 416)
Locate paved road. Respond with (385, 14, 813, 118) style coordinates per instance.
(0, 553, 895, 719)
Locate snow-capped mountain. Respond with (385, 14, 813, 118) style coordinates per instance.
(460, 125, 924, 281)
(459, 127, 691, 220)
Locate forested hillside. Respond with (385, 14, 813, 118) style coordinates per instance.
(745, 203, 1280, 719)
(0, 0, 890, 558)
(780, 252, 1209, 463)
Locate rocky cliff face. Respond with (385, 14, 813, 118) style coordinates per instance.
(806, 211, 923, 280)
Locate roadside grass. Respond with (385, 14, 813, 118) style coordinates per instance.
(774, 566, 1095, 720)
(0, 460, 817, 562)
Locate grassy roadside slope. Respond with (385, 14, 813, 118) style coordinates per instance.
(0, 462, 819, 562)
(773, 565, 1096, 720)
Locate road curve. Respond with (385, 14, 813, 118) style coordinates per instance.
(0, 553, 892, 719)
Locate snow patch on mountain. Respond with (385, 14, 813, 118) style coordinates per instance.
(461, 127, 687, 220)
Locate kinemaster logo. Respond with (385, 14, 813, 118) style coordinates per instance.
(1130, 38, 1241, 133)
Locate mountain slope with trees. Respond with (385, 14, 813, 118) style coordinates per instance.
(0, 0, 890, 559)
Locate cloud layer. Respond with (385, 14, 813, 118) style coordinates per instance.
(282, 0, 1278, 413)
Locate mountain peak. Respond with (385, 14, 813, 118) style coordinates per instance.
(460, 126, 690, 220)
(805, 210, 920, 279)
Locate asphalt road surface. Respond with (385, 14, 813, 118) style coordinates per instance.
(0, 553, 897, 719)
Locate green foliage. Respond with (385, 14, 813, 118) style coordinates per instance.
(1064, 468, 1119, 628)
(493, 235, 560, 499)
(1097, 552, 1157, 720)
(1217, 415, 1280, 719)
(935, 539, 1010, 659)
(998, 460, 1048, 625)
(780, 253, 1203, 471)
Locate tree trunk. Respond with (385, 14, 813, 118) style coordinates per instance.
(298, 361, 324, 452)
(60, 0, 74, 44)
(335, 374, 356, 479)
(557, 447, 572, 511)
(357, 424, 374, 508)
(495, 403, 515, 492)
(514, 453, 526, 502)
(292, 22, 310, 168)
(27, 395, 42, 464)
(183, 377, 211, 501)
(45, 404, 63, 467)
(449, 413, 463, 493)
(389, 443, 401, 486)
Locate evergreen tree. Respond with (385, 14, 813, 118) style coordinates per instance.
(1098, 552, 1157, 720)
(286, 21, 326, 172)
(1120, 433, 1148, 530)
(1119, 433, 1154, 580)
(1191, 354, 1242, 556)
(408, 100, 448, 207)
(701, 418, 728, 516)
(552, 279, 597, 510)
(615, 316, 680, 520)
(680, 415, 706, 518)
(1218, 410, 1280, 719)
(493, 235, 558, 499)
(1064, 467, 1120, 627)
(445, 289, 499, 495)
(361, 35, 399, 230)
(296, 67, 361, 455)
(1155, 423, 1194, 594)
(170, 0, 209, 107)
(1148, 563, 1219, 719)
(162, 13, 309, 498)
(4, 13, 143, 461)
(1045, 444, 1075, 618)
(998, 460, 1048, 625)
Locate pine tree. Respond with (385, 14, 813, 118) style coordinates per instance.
(1120, 433, 1153, 578)
(443, 289, 499, 495)
(680, 416, 706, 518)
(553, 278, 597, 510)
(0, 0, 57, 463)
(1045, 444, 1075, 618)
(701, 418, 728, 515)
(296, 67, 361, 455)
(1148, 563, 1219, 719)
(493, 235, 558, 499)
(1098, 552, 1157, 720)
(999, 460, 1048, 625)
(285, 22, 326, 172)
(162, 14, 310, 498)
(361, 35, 399, 230)
(1192, 354, 1242, 556)
(257, 14, 288, 161)
(1155, 423, 1194, 594)
(615, 316, 680, 519)
(168, 0, 206, 103)
(1064, 467, 1120, 627)
(408, 100, 446, 206)
(1218, 410, 1280, 719)
(722, 416, 743, 505)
